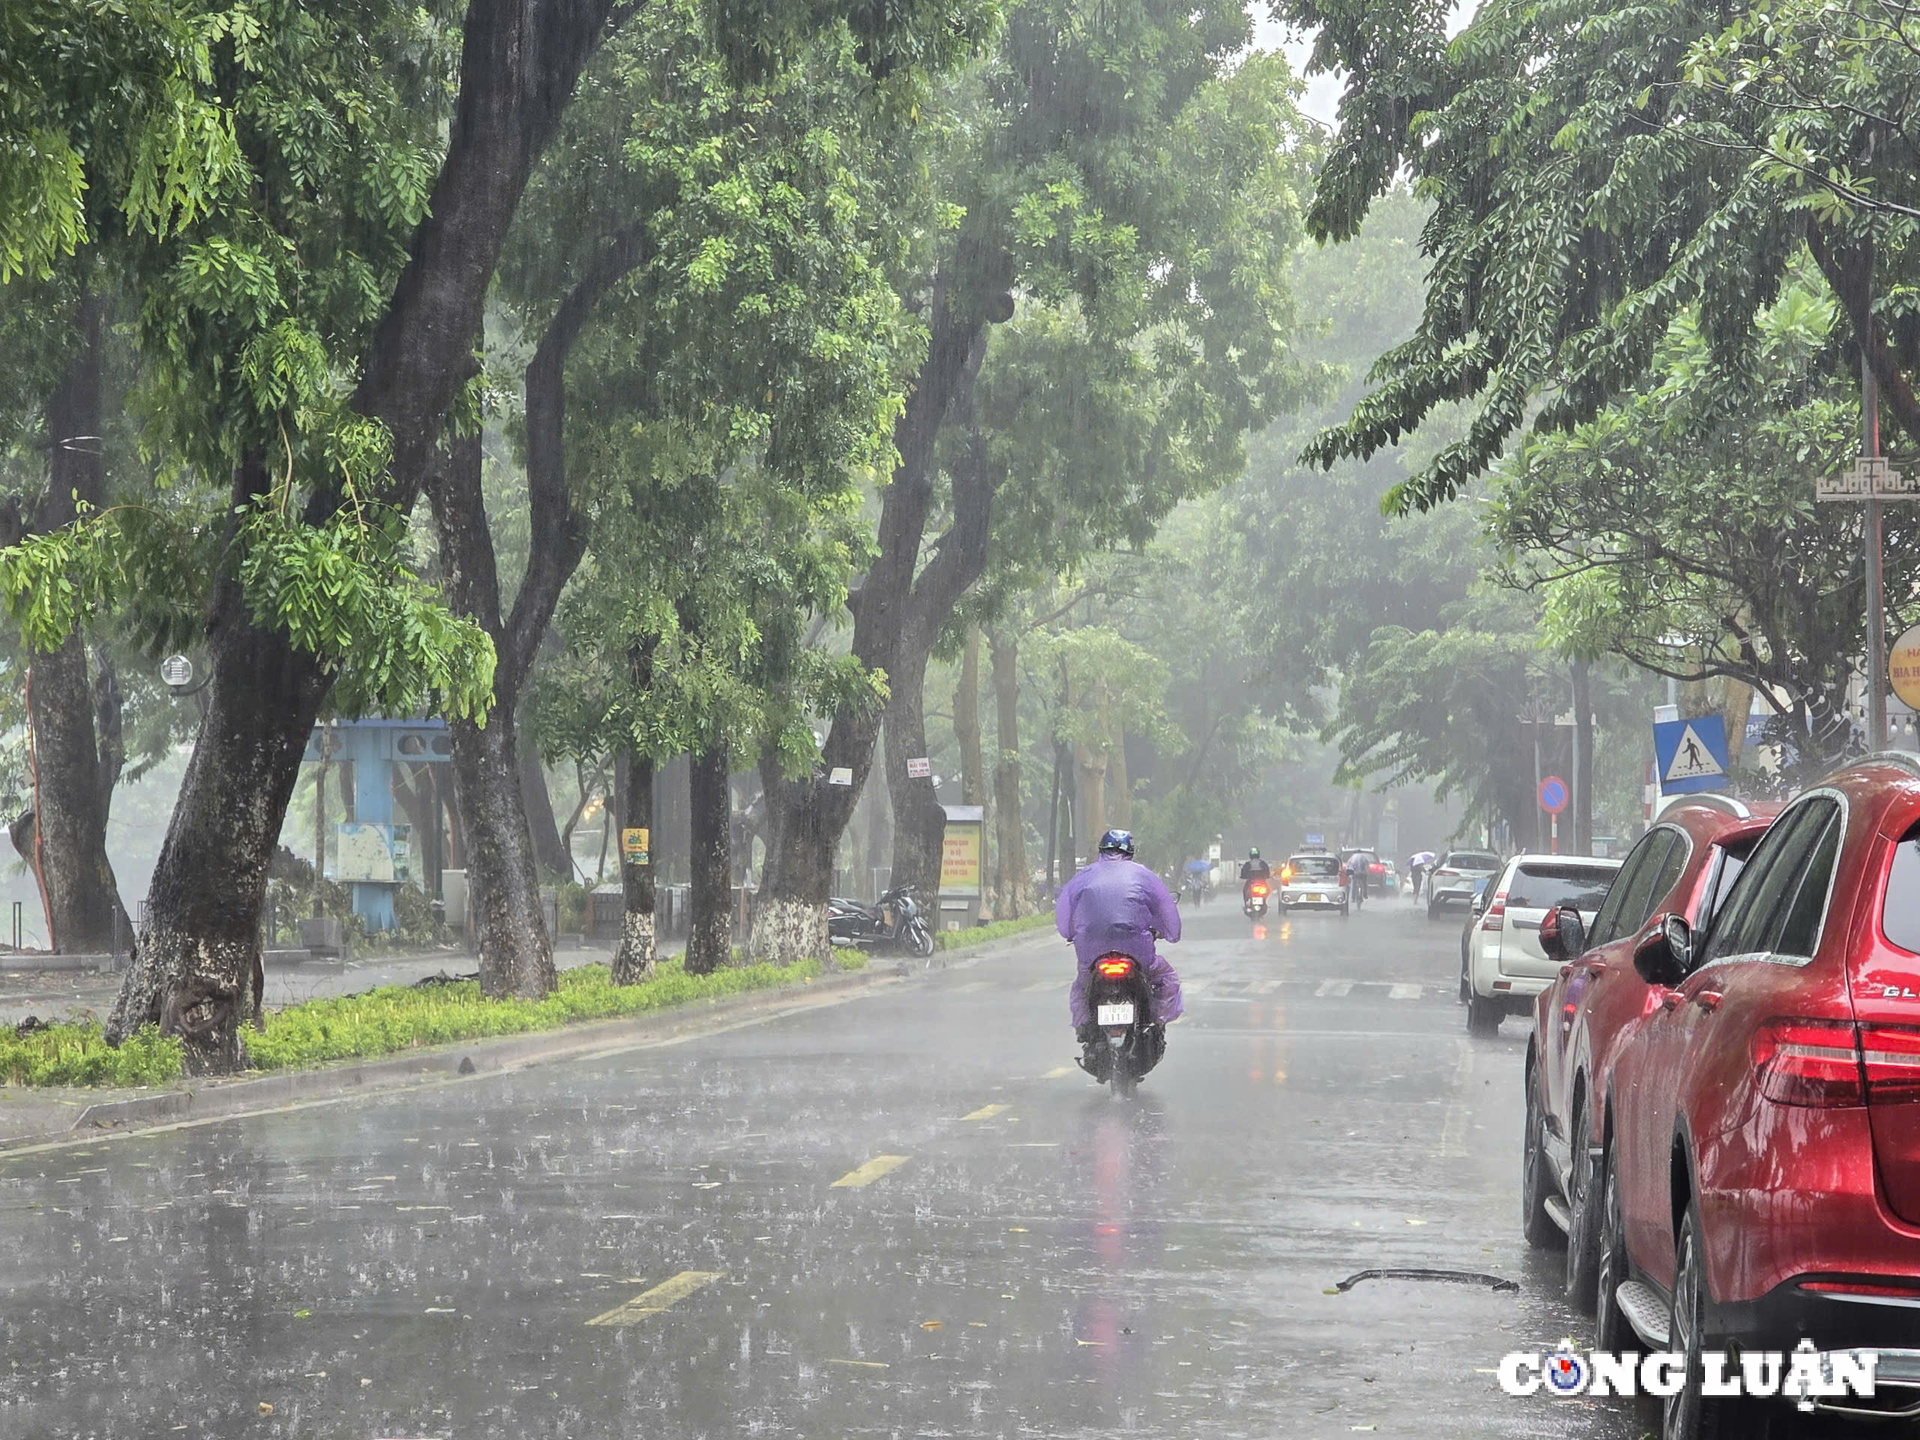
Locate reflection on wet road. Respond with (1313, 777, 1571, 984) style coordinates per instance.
(1, 899, 1652, 1438)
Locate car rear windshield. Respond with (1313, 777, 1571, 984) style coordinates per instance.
(1289, 856, 1340, 877)
(1884, 828, 1920, 954)
(1446, 853, 1500, 871)
(1507, 864, 1616, 912)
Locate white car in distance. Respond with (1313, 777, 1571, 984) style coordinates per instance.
(1462, 853, 1622, 1036)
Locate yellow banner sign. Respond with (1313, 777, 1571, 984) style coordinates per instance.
(621, 828, 650, 865)
(941, 823, 982, 895)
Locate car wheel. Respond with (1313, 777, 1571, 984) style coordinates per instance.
(1466, 993, 1502, 1036)
(1593, 1139, 1633, 1354)
(1521, 1071, 1559, 1248)
(1563, 1099, 1601, 1309)
(1664, 1201, 1769, 1440)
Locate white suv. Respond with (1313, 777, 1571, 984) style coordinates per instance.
(1461, 854, 1621, 1036)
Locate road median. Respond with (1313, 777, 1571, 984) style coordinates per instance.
(0, 957, 897, 1153)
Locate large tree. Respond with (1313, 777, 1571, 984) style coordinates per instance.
(756, 14, 1316, 951)
(0, 0, 985, 1070)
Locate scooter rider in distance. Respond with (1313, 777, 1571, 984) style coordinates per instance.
(1239, 847, 1272, 909)
(1057, 829, 1185, 1079)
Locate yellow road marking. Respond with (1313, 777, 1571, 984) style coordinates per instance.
(827, 1359, 890, 1369)
(1043, 1064, 1074, 1078)
(585, 1270, 724, 1326)
(961, 1103, 1009, 1122)
(830, 1155, 910, 1188)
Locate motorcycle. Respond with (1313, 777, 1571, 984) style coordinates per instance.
(1083, 952, 1162, 1097)
(1242, 876, 1270, 918)
(828, 885, 935, 959)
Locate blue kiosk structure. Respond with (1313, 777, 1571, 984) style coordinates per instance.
(302, 718, 452, 931)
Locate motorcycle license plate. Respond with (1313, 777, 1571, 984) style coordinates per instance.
(1096, 1002, 1136, 1026)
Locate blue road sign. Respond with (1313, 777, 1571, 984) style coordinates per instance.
(1653, 714, 1731, 795)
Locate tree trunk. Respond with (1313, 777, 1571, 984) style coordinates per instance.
(611, 746, 656, 984)
(429, 430, 556, 996)
(109, 0, 621, 1069)
(885, 643, 947, 899)
(1076, 745, 1108, 856)
(988, 628, 1025, 917)
(1571, 660, 1594, 855)
(106, 457, 331, 1066)
(22, 289, 126, 955)
(519, 748, 573, 878)
(1059, 738, 1079, 885)
(1108, 731, 1131, 830)
(955, 625, 985, 805)
(686, 744, 732, 974)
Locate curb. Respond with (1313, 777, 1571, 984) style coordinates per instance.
(1, 965, 899, 1153)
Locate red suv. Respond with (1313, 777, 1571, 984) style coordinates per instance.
(1601, 757, 1920, 1436)
(1522, 796, 1778, 1330)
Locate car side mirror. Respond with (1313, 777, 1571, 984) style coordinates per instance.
(1471, 890, 1489, 916)
(1540, 904, 1585, 963)
(1633, 913, 1692, 987)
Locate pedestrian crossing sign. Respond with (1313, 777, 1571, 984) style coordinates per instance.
(1653, 715, 1731, 795)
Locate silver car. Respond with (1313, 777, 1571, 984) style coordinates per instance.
(1278, 852, 1348, 915)
(1426, 849, 1502, 920)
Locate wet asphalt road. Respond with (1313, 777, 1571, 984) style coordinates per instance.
(0, 897, 1653, 1439)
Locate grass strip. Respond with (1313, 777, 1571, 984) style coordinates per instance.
(1, 954, 863, 1089)
(934, 910, 1053, 950)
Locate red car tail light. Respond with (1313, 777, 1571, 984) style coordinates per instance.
(1480, 891, 1507, 932)
(1860, 1024, 1920, 1103)
(1096, 957, 1135, 979)
(1752, 1018, 1865, 1106)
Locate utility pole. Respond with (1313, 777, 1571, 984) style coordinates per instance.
(1866, 350, 1889, 751)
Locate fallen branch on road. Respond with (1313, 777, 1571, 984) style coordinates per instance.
(1326, 1268, 1520, 1295)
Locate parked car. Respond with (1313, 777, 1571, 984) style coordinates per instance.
(1593, 757, 1920, 1436)
(1461, 853, 1621, 1036)
(1427, 849, 1502, 919)
(1521, 795, 1779, 1330)
(1278, 852, 1347, 915)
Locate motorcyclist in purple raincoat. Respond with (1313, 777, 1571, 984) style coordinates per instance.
(1056, 830, 1184, 1069)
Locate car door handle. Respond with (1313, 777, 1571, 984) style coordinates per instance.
(1661, 991, 1684, 1012)
(1693, 991, 1724, 1012)
(1585, 962, 1607, 976)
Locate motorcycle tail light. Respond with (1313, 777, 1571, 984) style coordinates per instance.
(1096, 957, 1135, 979)
(1752, 1018, 1865, 1106)
(1480, 892, 1507, 932)
(1251, 881, 1269, 896)
(1860, 1024, 1920, 1103)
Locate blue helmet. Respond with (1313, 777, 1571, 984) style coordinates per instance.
(1098, 828, 1135, 858)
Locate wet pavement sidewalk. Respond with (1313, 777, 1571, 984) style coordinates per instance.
(0, 941, 643, 1028)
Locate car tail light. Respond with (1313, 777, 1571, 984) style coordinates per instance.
(1751, 1018, 1865, 1106)
(1860, 1024, 1920, 1103)
(1096, 957, 1135, 979)
(1370, 862, 1385, 873)
(1480, 891, 1507, 932)
(1435, 868, 1457, 881)
(1279, 866, 1293, 884)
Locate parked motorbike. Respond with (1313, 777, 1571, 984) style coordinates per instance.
(1242, 876, 1270, 919)
(828, 885, 935, 959)
(1083, 953, 1163, 1097)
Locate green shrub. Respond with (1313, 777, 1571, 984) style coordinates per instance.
(1, 952, 866, 1088)
(0, 1023, 184, 1088)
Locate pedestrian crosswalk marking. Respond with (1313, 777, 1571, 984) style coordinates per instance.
(1250, 979, 1280, 995)
(1388, 983, 1422, 1000)
(961, 1104, 1009, 1122)
(1315, 980, 1352, 998)
(830, 1155, 911, 1188)
(586, 1270, 724, 1326)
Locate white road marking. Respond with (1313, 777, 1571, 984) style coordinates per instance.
(1315, 980, 1353, 998)
(1388, 983, 1422, 1000)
